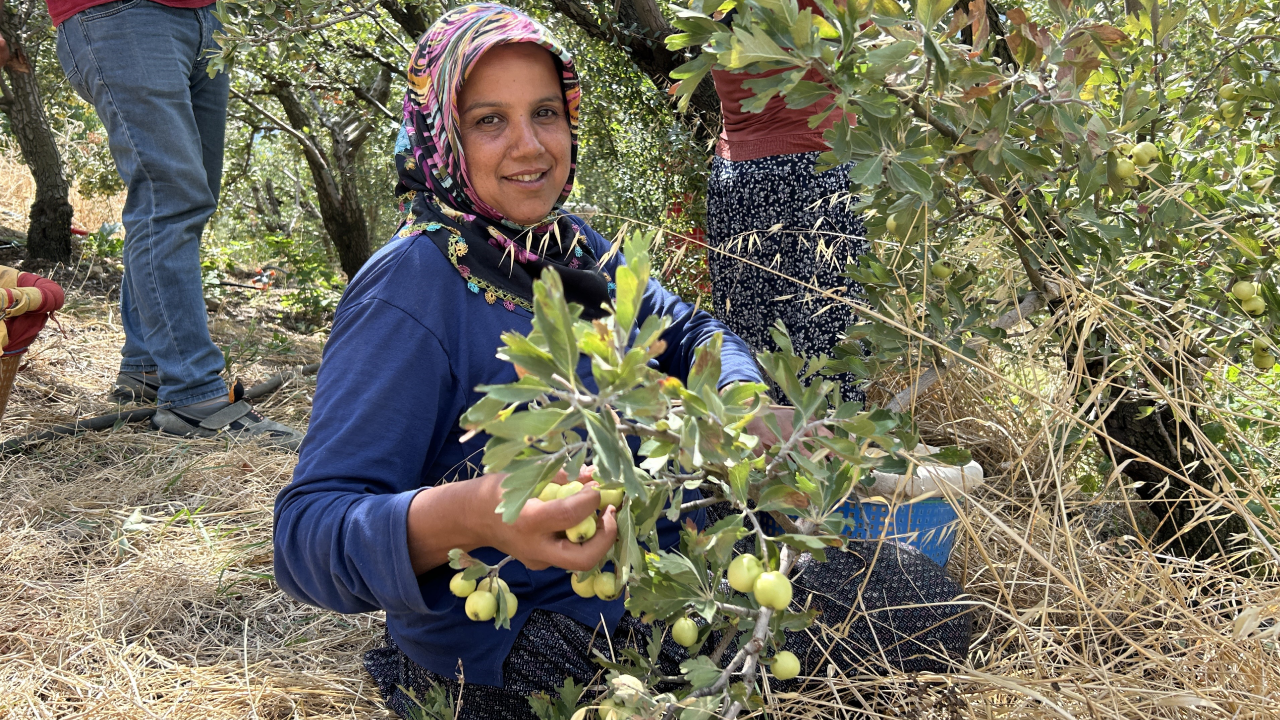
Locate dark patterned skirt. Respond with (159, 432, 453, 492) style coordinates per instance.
(707, 151, 870, 404)
(364, 541, 972, 719)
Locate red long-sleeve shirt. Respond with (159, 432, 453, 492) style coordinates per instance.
(47, 0, 214, 27)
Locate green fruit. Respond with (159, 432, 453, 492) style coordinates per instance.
(930, 261, 954, 280)
(1253, 336, 1273, 352)
(501, 590, 518, 617)
(1253, 351, 1276, 370)
(1243, 295, 1267, 315)
(1220, 83, 1242, 101)
(885, 215, 897, 234)
(594, 571, 621, 600)
(465, 590, 497, 621)
(570, 572, 597, 598)
(557, 480, 584, 499)
(537, 483, 561, 502)
(1115, 158, 1136, 179)
(609, 674, 645, 706)
(727, 554, 764, 593)
(566, 515, 597, 543)
(770, 650, 801, 680)
(449, 572, 476, 598)
(597, 487, 624, 511)
(1131, 141, 1158, 166)
(1220, 100, 1242, 117)
(477, 577, 509, 594)
(671, 617, 699, 647)
(1232, 280, 1258, 300)
(752, 571, 793, 610)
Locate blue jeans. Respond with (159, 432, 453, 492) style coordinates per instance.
(56, 0, 229, 407)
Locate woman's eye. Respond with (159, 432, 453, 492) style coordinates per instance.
(536, 107, 558, 119)
(478, 115, 500, 126)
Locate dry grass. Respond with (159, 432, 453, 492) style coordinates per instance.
(0, 153, 1278, 719)
(0, 145, 124, 238)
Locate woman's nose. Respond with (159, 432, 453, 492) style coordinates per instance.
(507, 115, 545, 159)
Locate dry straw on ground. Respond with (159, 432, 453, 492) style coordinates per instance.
(1, 154, 1278, 719)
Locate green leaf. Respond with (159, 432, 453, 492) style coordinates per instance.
(680, 656, 724, 690)
(531, 271, 582, 381)
(925, 445, 972, 466)
(847, 154, 884, 188)
(887, 161, 935, 201)
(784, 80, 833, 109)
(728, 25, 801, 67)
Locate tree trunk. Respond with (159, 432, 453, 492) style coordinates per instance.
(264, 82, 375, 279)
(0, 5, 74, 263)
(1096, 399, 1251, 566)
(547, 0, 721, 135)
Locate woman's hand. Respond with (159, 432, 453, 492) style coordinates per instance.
(406, 465, 617, 575)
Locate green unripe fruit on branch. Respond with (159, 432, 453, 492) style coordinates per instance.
(465, 590, 497, 621)
(450, 572, 476, 598)
(1243, 296, 1267, 315)
(597, 488, 624, 511)
(595, 571, 621, 600)
(1253, 351, 1276, 370)
(1115, 158, 1136, 179)
(477, 577, 509, 594)
(1131, 141, 1159, 166)
(752, 571, 793, 610)
(728, 554, 764, 593)
(1232, 280, 1258, 300)
(770, 650, 801, 680)
(557, 481, 584, 499)
(931, 261, 954, 280)
(501, 590, 518, 617)
(566, 515, 597, 543)
(1219, 83, 1243, 101)
(1253, 336, 1273, 352)
(570, 572, 597, 598)
(671, 617, 699, 647)
(884, 215, 898, 235)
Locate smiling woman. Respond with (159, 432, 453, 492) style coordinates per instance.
(270, 3, 766, 718)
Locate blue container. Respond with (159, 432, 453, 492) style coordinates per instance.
(760, 497, 961, 567)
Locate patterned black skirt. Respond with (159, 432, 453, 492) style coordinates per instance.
(364, 541, 972, 719)
(706, 151, 870, 404)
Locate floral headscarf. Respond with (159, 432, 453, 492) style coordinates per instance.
(393, 3, 611, 318)
(398, 2, 579, 228)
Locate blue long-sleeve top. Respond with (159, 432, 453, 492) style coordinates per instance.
(273, 218, 762, 687)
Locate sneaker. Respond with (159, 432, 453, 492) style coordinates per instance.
(152, 382, 304, 451)
(112, 371, 161, 403)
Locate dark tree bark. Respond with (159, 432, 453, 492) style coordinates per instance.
(544, 0, 721, 134)
(0, 2, 73, 263)
(1096, 400, 1251, 564)
(233, 66, 392, 278)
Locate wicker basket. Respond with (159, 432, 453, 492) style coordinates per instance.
(0, 352, 21, 425)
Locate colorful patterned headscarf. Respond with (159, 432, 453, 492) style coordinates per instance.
(393, 3, 611, 318)
(398, 2, 580, 227)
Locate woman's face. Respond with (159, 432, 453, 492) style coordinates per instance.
(457, 42, 572, 226)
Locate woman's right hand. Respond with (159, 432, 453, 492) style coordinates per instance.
(485, 466, 619, 571)
(406, 465, 617, 575)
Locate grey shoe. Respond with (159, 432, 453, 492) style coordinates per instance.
(152, 395, 304, 451)
(112, 371, 160, 403)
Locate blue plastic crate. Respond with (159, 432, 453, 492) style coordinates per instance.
(759, 497, 961, 567)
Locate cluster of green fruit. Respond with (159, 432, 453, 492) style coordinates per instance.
(533, 479, 623, 542)
(451, 574, 517, 622)
(570, 568, 622, 601)
(726, 554, 801, 680)
(1217, 83, 1248, 129)
(1232, 280, 1269, 317)
(1249, 336, 1276, 371)
(1113, 141, 1160, 184)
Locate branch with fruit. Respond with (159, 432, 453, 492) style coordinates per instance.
(448, 230, 973, 718)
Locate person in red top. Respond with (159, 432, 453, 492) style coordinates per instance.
(51, 0, 301, 446)
(706, 0, 868, 406)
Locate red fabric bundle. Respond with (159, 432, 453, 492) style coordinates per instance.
(3, 272, 65, 355)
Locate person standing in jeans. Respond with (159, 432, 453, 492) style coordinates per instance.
(50, 0, 302, 448)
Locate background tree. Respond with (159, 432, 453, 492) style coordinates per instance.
(0, 0, 73, 263)
(667, 0, 1280, 564)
